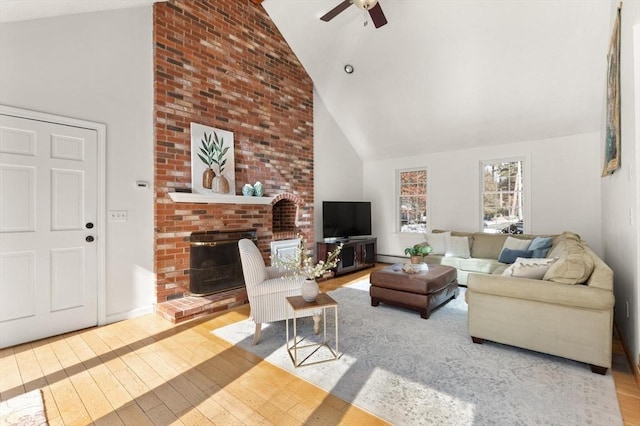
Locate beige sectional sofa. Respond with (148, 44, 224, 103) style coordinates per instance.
(423, 230, 615, 374)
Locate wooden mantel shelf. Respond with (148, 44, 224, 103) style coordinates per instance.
(168, 192, 274, 205)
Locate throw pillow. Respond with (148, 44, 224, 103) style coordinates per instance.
(502, 257, 558, 279)
(498, 248, 533, 264)
(543, 250, 595, 285)
(471, 233, 507, 258)
(547, 236, 577, 259)
(532, 248, 550, 258)
(445, 236, 471, 258)
(501, 236, 532, 251)
(424, 232, 450, 255)
(529, 236, 553, 258)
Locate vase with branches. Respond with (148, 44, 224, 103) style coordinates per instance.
(271, 235, 343, 301)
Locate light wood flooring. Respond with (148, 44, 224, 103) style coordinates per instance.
(1, 265, 639, 425)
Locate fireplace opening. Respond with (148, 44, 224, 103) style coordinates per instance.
(189, 229, 257, 296)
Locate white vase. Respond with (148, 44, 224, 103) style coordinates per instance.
(301, 279, 319, 302)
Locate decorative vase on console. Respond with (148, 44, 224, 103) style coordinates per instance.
(253, 181, 264, 197)
(242, 183, 254, 196)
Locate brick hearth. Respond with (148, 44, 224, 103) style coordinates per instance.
(156, 288, 248, 324)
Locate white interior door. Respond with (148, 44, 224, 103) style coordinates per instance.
(0, 114, 98, 348)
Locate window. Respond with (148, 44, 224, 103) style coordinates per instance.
(482, 159, 524, 234)
(398, 168, 427, 233)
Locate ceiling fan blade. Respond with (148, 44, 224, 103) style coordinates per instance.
(368, 3, 388, 28)
(320, 0, 353, 22)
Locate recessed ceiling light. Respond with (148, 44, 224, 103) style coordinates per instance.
(344, 64, 354, 74)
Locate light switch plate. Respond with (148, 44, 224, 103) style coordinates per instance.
(109, 210, 128, 222)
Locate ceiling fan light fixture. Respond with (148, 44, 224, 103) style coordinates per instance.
(352, 0, 378, 11)
(320, 0, 387, 29)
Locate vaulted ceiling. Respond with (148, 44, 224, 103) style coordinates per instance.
(263, 0, 613, 160)
(0, 0, 613, 161)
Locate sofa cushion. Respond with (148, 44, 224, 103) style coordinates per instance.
(502, 257, 557, 279)
(433, 230, 475, 251)
(561, 231, 581, 241)
(543, 251, 595, 285)
(440, 256, 505, 274)
(547, 231, 582, 258)
(470, 233, 509, 259)
(498, 248, 533, 264)
(547, 234, 583, 259)
(425, 232, 450, 255)
(445, 236, 471, 258)
(502, 236, 532, 251)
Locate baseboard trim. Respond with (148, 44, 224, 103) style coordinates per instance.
(106, 305, 154, 324)
(615, 321, 640, 387)
(377, 254, 409, 264)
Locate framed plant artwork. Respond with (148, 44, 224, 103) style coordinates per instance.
(602, 6, 621, 176)
(190, 122, 235, 194)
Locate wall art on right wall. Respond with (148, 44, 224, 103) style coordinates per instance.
(602, 5, 622, 176)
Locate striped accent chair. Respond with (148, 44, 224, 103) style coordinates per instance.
(238, 239, 320, 344)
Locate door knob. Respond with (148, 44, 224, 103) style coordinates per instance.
(86, 222, 94, 229)
(86, 236, 95, 243)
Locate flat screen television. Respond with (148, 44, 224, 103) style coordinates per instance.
(322, 201, 372, 239)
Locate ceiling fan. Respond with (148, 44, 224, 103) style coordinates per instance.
(320, 0, 388, 29)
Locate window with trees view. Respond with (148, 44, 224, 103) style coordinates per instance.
(482, 159, 524, 234)
(399, 168, 427, 233)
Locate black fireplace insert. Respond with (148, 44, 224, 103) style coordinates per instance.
(189, 229, 257, 296)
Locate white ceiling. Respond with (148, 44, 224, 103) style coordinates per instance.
(0, 0, 613, 161)
(0, 0, 162, 23)
(264, 0, 613, 160)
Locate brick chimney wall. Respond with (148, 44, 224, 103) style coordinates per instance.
(153, 0, 314, 303)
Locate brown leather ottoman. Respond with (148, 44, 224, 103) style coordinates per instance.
(370, 263, 458, 319)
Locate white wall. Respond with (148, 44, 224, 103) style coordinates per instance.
(0, 7, 155, 322)
(362, 132, 603, 260)
(601, 0, 640, 374)
(313, 89, 364, 240)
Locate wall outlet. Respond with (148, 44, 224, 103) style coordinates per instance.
(109, 210, 128, 222)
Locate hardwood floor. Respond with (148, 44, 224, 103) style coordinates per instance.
(1, 266, 638, 425)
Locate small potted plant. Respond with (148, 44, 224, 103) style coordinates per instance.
(404, 243, 432, 264)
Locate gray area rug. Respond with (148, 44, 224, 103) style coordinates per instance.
(0, 389, 47, 426)
(213, 280, 622, 425)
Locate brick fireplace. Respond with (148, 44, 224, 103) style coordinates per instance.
(153, 0, 314, 322)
